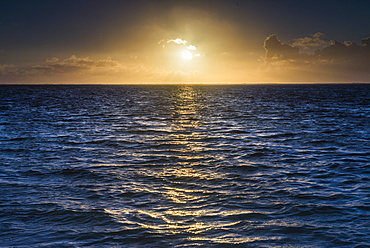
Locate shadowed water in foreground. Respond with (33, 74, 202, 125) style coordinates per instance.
(0, 84, 369, 247)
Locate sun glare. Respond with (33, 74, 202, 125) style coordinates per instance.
(182, 50, 193, 60)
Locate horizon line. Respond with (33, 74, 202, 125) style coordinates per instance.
(1, 81, 369, 86)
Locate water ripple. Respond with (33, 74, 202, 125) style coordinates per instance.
(0, 84, 369, 247)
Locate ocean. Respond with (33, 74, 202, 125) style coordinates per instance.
(0, 84, 369, 247)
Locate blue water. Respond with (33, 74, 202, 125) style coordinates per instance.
(0, 84, 369, 247)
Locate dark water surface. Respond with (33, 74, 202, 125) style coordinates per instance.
(0, 84, 369, 247)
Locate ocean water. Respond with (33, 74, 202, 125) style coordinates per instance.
(0, 84, 369, 247)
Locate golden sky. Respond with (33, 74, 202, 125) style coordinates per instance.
(0, 0, 369, 84)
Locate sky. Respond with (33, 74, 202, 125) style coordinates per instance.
(0, 0, 369, 84)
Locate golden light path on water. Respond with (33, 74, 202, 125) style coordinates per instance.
(2, 84, 368, 247)
(101, 86, 278, 244)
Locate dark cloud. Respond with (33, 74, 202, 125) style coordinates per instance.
(264, 34, 300, 62)
(315, 38, 370, 72)
(262, 34, 370, 81)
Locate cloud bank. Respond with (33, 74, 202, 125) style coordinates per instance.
(0, 55, 201, 83)
(262, 33, 370, 82)
(0, 34, 369, 83)
(32, 55, 121, 73)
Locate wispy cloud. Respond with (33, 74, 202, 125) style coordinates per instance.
(0, 64, 17, 76)
(28, 56, 123, 78)
(159, 38, 198, 51)
(293, 33, 327, 49)
(0, 54, 202, 83)
(46, 57, 59, 63)
(186, 45, 197, 51)
(167, 38, 188, 45)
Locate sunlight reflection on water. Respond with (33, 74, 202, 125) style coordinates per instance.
(106, 86, 236, 238)
(1, 84, 369, 247)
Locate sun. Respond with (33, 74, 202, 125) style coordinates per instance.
(182, 50, 193, 60)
